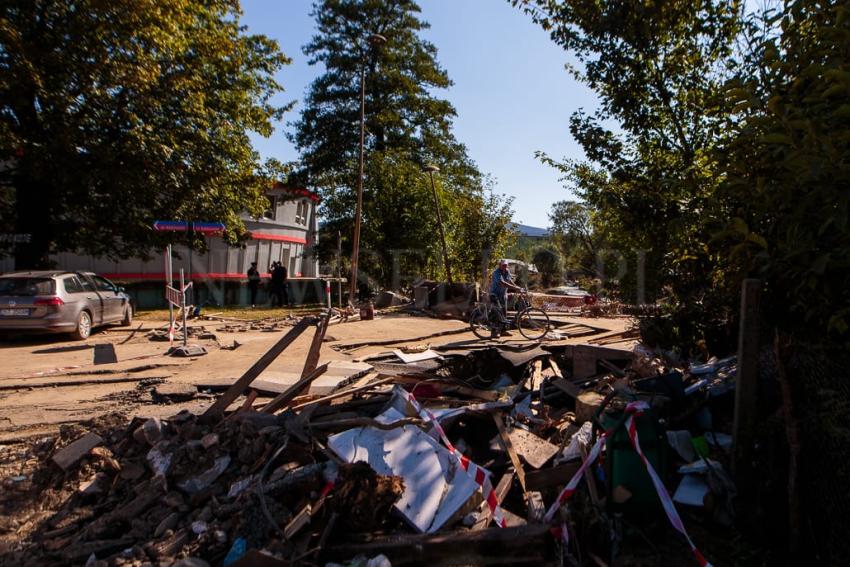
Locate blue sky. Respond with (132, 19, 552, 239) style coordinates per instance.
(240, 0, 599, 228)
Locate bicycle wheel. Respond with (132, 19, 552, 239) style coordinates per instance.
(469, 305, 494, 340)
(517, 307, 550, 340)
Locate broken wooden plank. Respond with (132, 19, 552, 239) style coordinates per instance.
(323, 525, 552, 566)
(290, 375, 396, 410)
(301, 309, 332, 378)
(506, 427, 559, 469)
(52, 432, 103, 470)
(261, 362, 330, 414)
(201, 317, 312, 420)
(472, 470, 515, 531)
(525, 462, 582, 492)
(575, 390, 607, 424)
(528, 359, 545, 392)
(492, 413, 527, 497)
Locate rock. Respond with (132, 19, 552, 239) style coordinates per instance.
(200, 433, 219, 450)
(133, 418, 163, 446)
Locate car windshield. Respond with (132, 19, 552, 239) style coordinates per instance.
(0, 278, 55, 296)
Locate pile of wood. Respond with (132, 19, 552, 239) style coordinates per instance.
(1, 313, 738, 567)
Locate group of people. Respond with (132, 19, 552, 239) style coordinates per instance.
(246, 261, 290, 308)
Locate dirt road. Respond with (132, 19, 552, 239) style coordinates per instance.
(0, 311, 632, 442)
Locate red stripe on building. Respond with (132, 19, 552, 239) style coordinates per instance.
(102, 272, 261, 281)
(249, 232, 307, 244)
(102, 272, 309, 281)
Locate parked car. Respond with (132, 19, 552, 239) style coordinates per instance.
(0, 271, 133, 340)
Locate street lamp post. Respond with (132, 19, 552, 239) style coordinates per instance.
(349, 33, 386, 307)
(424, 164, 453, 286)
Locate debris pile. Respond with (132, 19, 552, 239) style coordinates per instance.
(1, 313, 742, 566)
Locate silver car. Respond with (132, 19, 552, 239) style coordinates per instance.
(0, 271, 133, 340)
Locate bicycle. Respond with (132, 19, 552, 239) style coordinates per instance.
(469, 290, 551, 341)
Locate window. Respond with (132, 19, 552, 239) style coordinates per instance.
(0, 278, 54, 296)
(78, 276, 96, 292)
(91, 275, 115, 293)
(295, 200, 309, 226)
(63, 276, 85, 294)
(262, 196, 276, 220)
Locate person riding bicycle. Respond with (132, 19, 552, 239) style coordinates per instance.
(490, 259, 525, 331)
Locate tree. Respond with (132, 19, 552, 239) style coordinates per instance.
(515, 0, 743, 344)
(717, 0, 850, 341)
(294, 0, 511, 287)
(548, 200, 597, 275)
(0, 0, 290, 268)
(532, 246, 562, 288)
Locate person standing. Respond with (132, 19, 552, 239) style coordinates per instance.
(246, 262, 260, 308)
(273, 261, 290, 306)
(269, 261, 281, 307)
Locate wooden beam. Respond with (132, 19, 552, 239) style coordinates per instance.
(492, 413, 527, 497)
(261, 362, 330, 414)
(290, 375, 396, 410)
(472, 470, 515, 531)
(301, 309, 332, 378)
(323, 525, 552, 567)
(525, 462, 581, 492)
(201, 318, 312, 421)
(733, 279, 761, 489)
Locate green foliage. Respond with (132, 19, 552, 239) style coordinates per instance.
(0, 0, 291, 268)
(547, 199, 598, 276)
(716, 0, 850, 341)
(295, 0, 512, 288)
(518, 0, 850, 346)
(515, 0, 744, 347)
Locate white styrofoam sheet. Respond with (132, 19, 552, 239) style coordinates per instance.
(327, 407, 482, 533)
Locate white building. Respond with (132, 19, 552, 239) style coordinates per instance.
(1, 182, 324, 307)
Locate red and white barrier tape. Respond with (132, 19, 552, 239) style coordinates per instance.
(398, 388, 507, 528)
(544, 401, 712, 566)
(543, 431, 607, 523)
(624, 401, 711, 567)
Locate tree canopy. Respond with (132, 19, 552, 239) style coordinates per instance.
(0, 0, 291, 268)
(518, 0, 850, 347)
(293, 0, 513, 287)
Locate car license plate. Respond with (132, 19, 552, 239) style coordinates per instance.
(0, 308, 29, 316)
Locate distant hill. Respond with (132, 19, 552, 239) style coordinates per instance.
(511, 223, 549, 238)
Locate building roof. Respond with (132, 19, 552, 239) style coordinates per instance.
(268, 181, 321, 203)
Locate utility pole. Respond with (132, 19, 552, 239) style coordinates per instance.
(424, 164, 453, 286)
(337, 230, 343, 307)
(348, 32, 387, 306)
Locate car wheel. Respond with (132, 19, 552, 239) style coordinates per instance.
(120, 305, 133, 326)
(70, 310, 92, 340)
